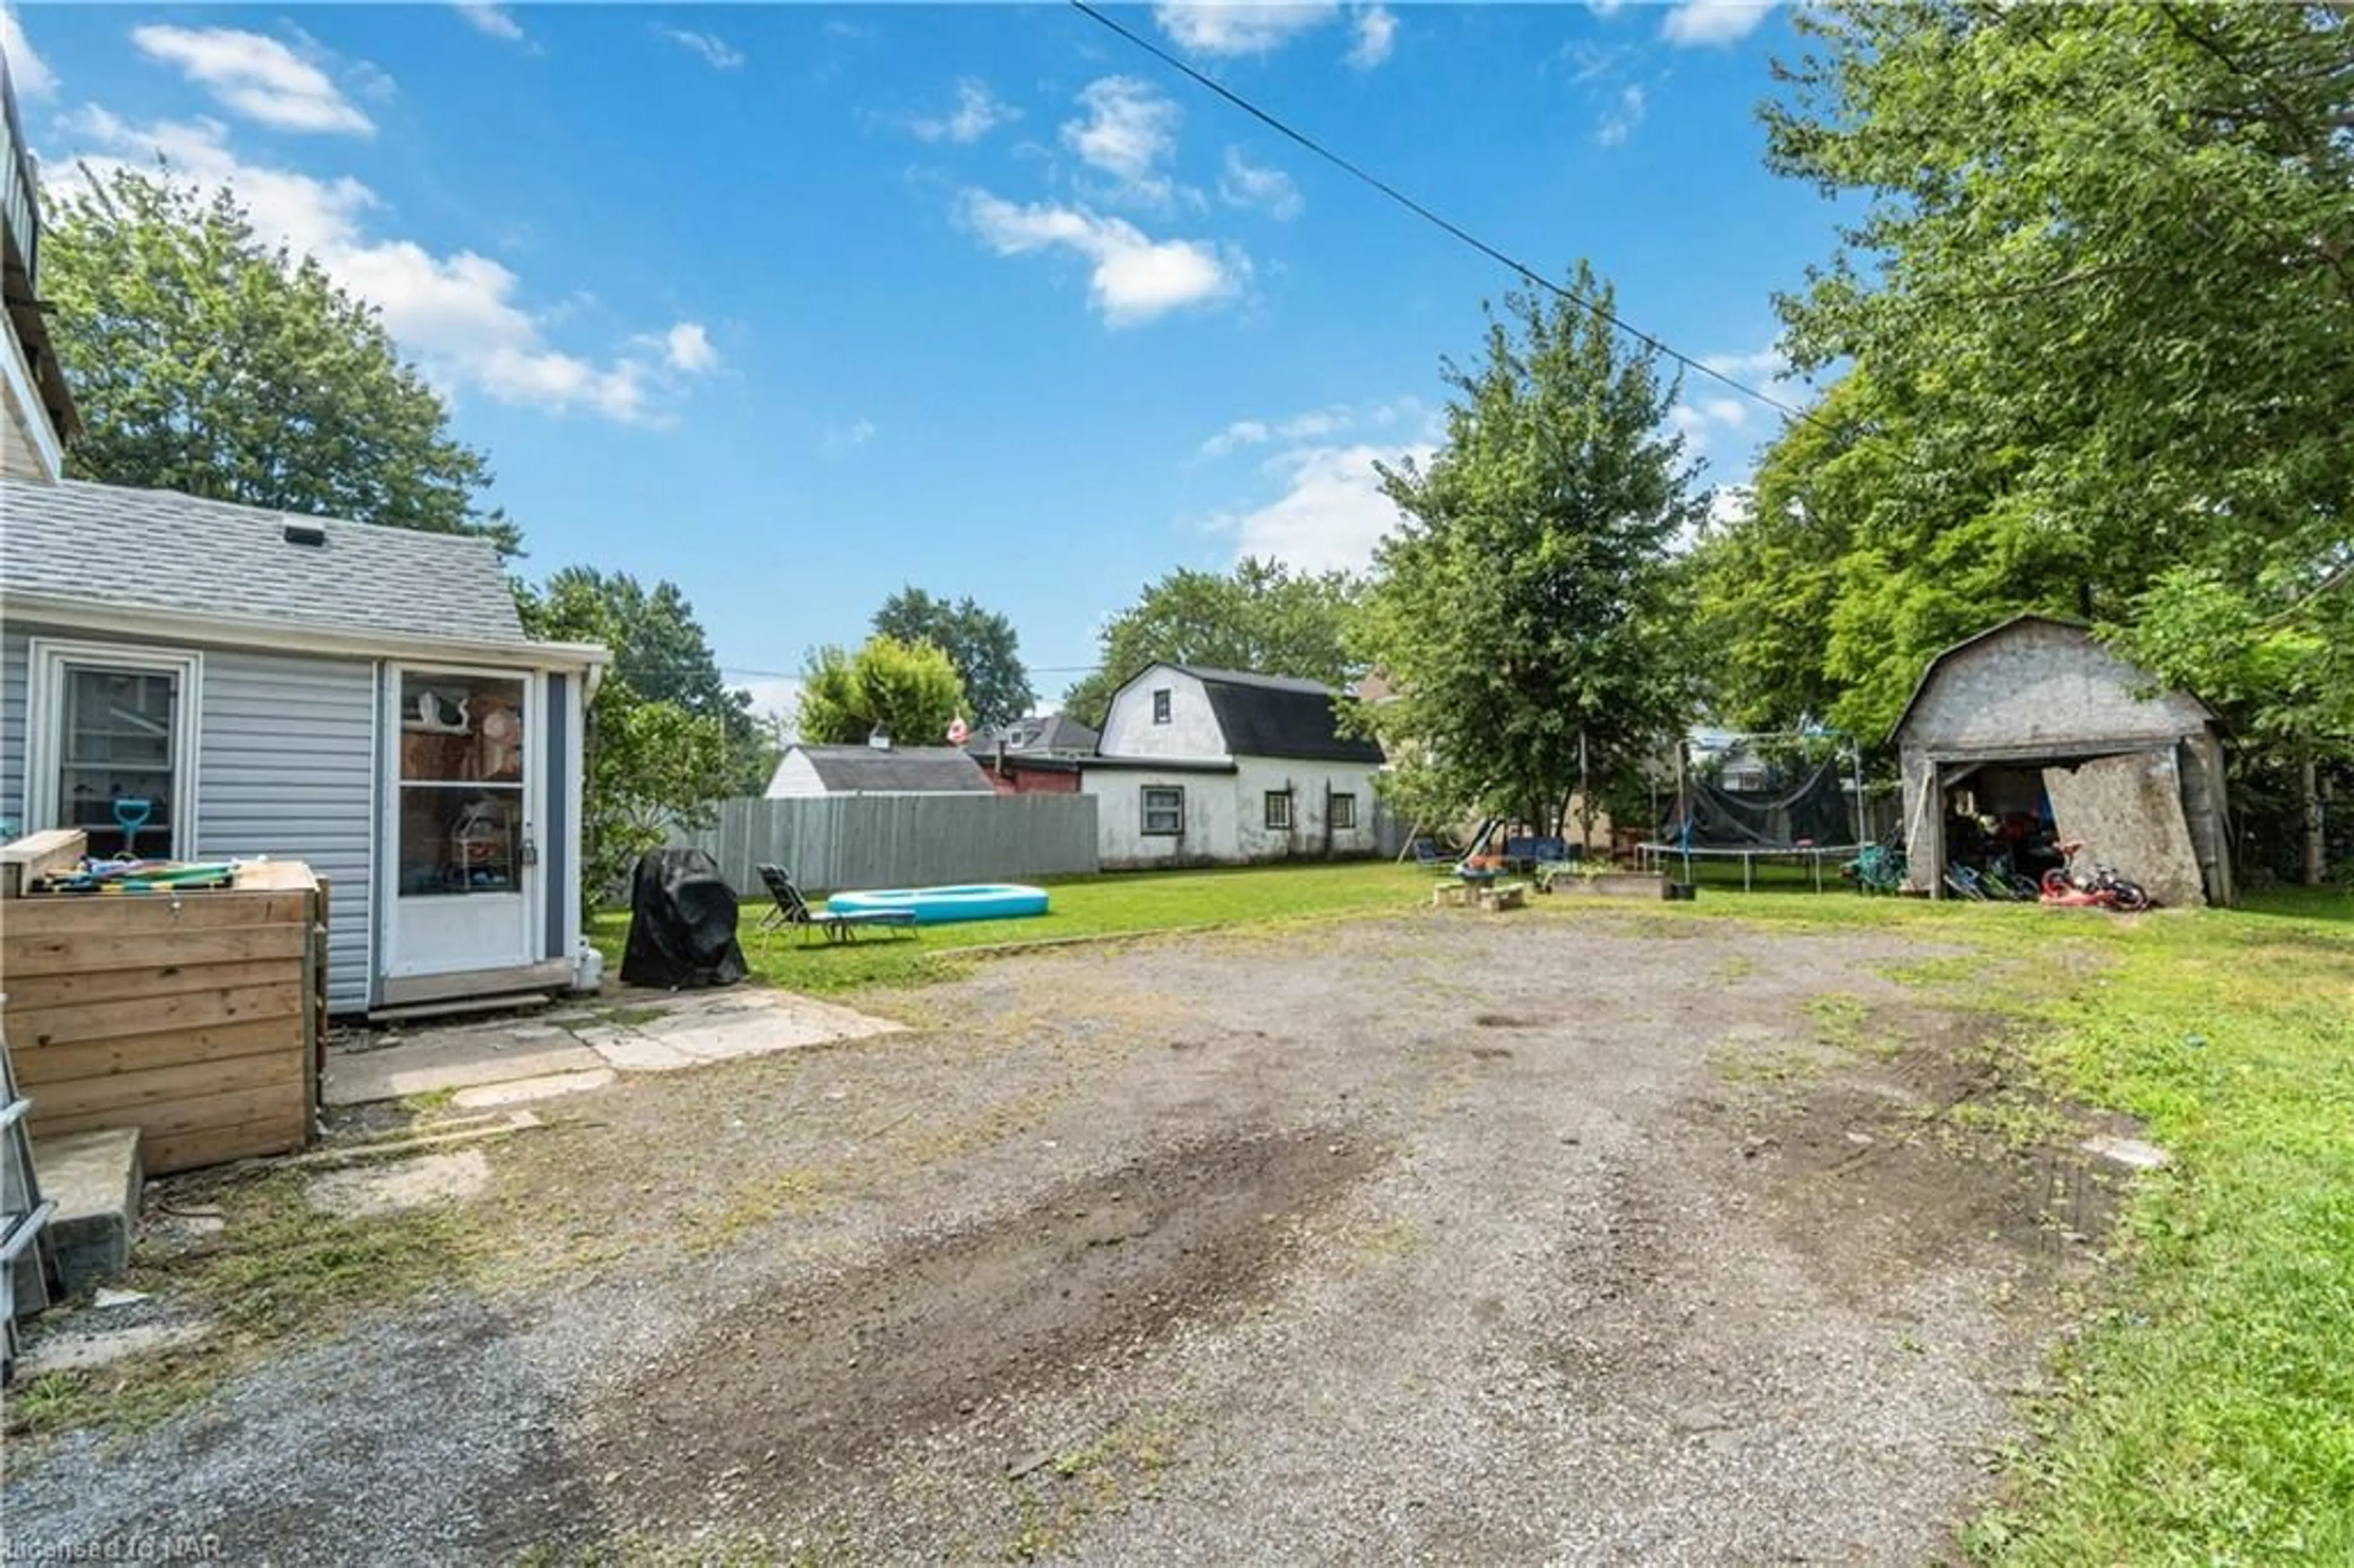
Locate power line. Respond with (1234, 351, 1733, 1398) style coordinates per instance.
(1066, 0, 1827, 432)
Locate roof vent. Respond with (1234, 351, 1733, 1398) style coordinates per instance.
(282, 521, 328, 547)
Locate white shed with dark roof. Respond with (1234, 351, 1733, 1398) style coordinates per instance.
(0, 478, 609, 1012)
(1083, 662, 1388, 869)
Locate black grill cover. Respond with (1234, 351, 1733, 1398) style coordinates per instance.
(619, 848, 747, 989)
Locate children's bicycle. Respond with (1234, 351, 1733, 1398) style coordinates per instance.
(2038, 840, 2151, 912)
(1842, 842, 1908, 894)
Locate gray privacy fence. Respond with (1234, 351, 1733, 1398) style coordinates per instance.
(676, 794, 1101, 895)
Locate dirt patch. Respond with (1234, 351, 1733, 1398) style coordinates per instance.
(581, 1127, 1381, 1534)
(306, 1149, 491, 1219)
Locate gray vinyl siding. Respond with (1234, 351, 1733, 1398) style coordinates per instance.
(0, 623, 377, 1011)
(0, 620, 27, 835)
(196, 650, 377, 1011)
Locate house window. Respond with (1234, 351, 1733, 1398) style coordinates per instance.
(1151, 688, 1173, 725)
(397, 671, 527, 897)
(28, 642, 201, 859)
(1329, 792, 1358, 831)
(1141, 785, 1184, 836)
(1264, 790, 1293, 831)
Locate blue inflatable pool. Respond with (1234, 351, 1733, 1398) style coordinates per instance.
(825, 883, 1049, 926)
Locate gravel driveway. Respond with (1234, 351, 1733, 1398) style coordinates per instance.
(10, 910, 2116, 1563)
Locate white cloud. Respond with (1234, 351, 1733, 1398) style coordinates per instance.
(1153, 3, 1340, 58)
(1667, 346, 1813, 482)
(660, 322, 720, 374)
(452, 4, 525, 44)
(131, 26, 375, 137)
(56, 110, 703, 424)
(2, 7, 57, 96)
(1586, 0, 1628, 16)
(1346, 6, 1397, 69)
(910, 77, 1019, 144)
(738, 676, 804, 738)
(1200, 419, 1271, 458)
(1660, 1, 1776, 47)
(1061, 77, 1186, 211)
(960, 189, 1243, 326)
(653, 26, 745, 71)
(1596, 83, 1647, 147)
(821, 417, 877, 455)
(1279, 408, 1349, 440)
(1217, 147, 1301, 221)
(1215, 441, 1429, 573)
(1560, 40, 1633, 86)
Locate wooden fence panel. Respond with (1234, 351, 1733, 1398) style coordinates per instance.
(677, 794, 1100, 896)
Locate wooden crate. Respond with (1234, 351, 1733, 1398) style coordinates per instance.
(0, 861, 325, 1174)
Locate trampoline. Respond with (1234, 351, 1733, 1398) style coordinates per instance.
(1646, 734, 1866, 892)
(1634, 839, 1865, 892)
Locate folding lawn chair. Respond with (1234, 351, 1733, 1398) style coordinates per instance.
(754, 864, 918, 946)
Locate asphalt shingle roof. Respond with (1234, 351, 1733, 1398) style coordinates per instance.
(0, 479, 530, 646)
(796, 745, 996, 793)
(1167, 665, 1385, 764)
(967, 713, 1101, 757)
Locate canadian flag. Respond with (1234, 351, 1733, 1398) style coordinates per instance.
(947, 717, 970, 745)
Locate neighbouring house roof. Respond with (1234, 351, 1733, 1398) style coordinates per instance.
(968, 712, 1100, 758)
(1159, 664, 1385, 764)
(0, 478, 571, 656)
(793, 745, 996, 794)
(1885, 612, 2217, 747)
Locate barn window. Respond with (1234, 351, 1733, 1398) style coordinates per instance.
(1264, 790, 1292, 831)
(1151, 688, 1172, 725)
(1329, 792, 1358, 831)
(1141, 785, 1184, 835)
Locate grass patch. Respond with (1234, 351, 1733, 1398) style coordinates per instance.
(9, 1165, 484, 1450)
(592, 861, 1438, 996)
(1612, 883, 2353, 1562)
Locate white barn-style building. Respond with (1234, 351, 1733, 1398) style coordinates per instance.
(1081, 664, 1385, 869)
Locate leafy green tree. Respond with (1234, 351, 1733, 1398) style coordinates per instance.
(44, 167, 516, 551)
(1756, 1, 2352, 759)
(871, 587, 1035, 729)
(523, 568, 764, 793)
(796, 636, 968, 747)
(516, 571, 753, 894)
(1351, 267, 1700, 839)
(1062, 558, 1364, 728)
(574, 683, 729, 900)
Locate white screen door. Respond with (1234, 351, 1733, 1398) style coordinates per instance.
(388, 668, 536, 975)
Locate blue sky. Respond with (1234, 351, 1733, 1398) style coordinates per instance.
(5, 1, 1830, 718)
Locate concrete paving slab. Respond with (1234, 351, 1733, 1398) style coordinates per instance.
(638, 995, 902, 1062)
(324, 986, 904, 1103)
(451, 1068, 617, 1109)
(324, 1037, 602, 1106)
(580, 1033, 700, 1073)
(23, 1321, 210, 1377)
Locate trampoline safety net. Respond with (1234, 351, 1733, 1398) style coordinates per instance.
(1663, 758, 1854, 849)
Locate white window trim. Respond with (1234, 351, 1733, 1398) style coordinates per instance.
(24, 637, 204, 859)
(1141, 784, 1185, 837)
(1151, 688, 1172, 725)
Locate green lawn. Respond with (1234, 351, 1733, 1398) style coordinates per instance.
(594, 864, 2352, 1560)
(590, 859, 1438, 994)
